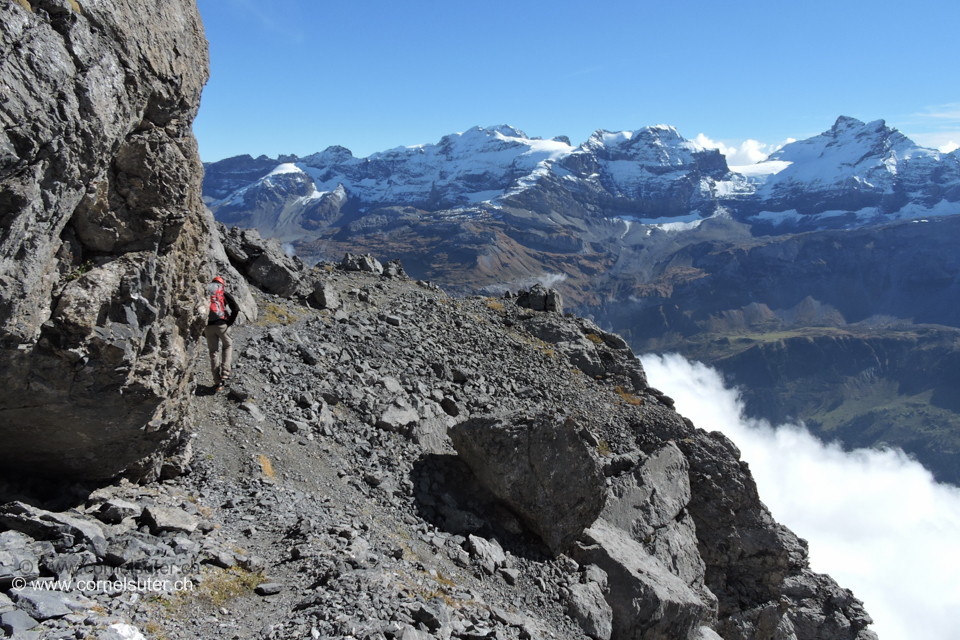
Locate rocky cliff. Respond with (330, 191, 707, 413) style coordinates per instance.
(0, 0, 216, 480)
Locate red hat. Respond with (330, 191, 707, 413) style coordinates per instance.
(212, 276, 225, 285)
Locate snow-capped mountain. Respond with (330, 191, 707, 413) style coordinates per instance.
(204, 123, 740, 240)
(204, 116, 960, 243)
(731, 116, 960, 227)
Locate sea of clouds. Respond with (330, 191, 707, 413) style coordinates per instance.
(640, 353, 960, 640)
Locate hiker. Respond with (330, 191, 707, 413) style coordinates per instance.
(205, 276, 239, 389)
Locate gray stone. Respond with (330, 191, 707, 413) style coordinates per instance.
(239, 555, 267, 573)
(398, 626, 431, 640)
(141, 506, 199, 534)
(601, 442, 706, 590)
(244, 236, 307, 298)
(0, 502, 107, 557)
(284, 418, 308, 434)
(96, 499, 142, 524)
(383, 259, 405, 278)
(213, 551, 236, 568)
(467, 535, 506, 574)
(545, 288, 563, 314)
(97, 623, 146, 640)
(1, 609, 39, 634)
(583, 564, 609, 592)
(255, 582, 284, 596)
(240, 402, 266, 422)
(376, 405, 419, 432)
(573, 519, 710, 640)
(567, 582, 613, 640)
(103, 539, 145, 567)
(449, 413, 605, 554)
(341, 253, 383, 274)
(499, 567, 520, 585)
(297, 345, 320, 366)
(410, 601, 448, 631)
(12, 590, 92, 621)
(696, 627, 724, 640)
(491, 607, 526, 627)
(411, 416, 455, 455)
(227, 383, 252, 402)
(381, 377, 403, 394)
(310, 281, 341, 310)
(0, 592, 14, 614)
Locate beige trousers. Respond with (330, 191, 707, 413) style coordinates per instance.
(204, 324, 232, 385)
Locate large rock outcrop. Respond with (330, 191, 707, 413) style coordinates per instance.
(444, 294, 876, 640)
(0, 0, 212, 480)
(449, 412, 606, 554)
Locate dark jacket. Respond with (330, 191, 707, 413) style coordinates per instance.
(208, 289, 239, 326)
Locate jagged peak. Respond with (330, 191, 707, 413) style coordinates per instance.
(585, 124, 687, 150)
(300, 145, 354, 167)
(831, 115, 866, 131)
(482, 124, 529, 139)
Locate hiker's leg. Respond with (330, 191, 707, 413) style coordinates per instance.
(221, 325, 233, 379)
(204, 325, 221, 384)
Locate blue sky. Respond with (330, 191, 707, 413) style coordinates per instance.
(193, 0, 960, 163)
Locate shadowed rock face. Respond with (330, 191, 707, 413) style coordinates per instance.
(449, 412, 606, 555)
(0, 0, 211, 480)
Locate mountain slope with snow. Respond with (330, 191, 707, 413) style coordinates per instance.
(204, 117, 960, 241)
(737, 117, 960, 226)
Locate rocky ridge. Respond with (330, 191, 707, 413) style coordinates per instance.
(0, 243, 876, 640)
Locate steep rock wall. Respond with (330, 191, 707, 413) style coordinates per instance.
(0, 0, 211, 480)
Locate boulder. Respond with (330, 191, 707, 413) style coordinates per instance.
(311, 281, 341, 310)
(1, 609, 39, 634)
(12, 590, 92, 621)
(220, 226, 307, 298)
(573, 519, 711, 640)
(567, 582, 613, 640)
(601, 443, 707, 591)
(383, 259, 405, 278)
(0, 502, 106, 558)
(99, 623, 146, 640)
(467, 534, 506, 574)
(449, 412, 605, 554)
(376, 404, 419, 432)
(341, 252, 383, 274)
(95, 499, 142, 525)
(516, 284, 563, 314)
(141, 506, 199, 534)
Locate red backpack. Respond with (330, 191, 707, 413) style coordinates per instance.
(210, 285, 227, 320)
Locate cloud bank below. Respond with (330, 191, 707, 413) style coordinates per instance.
(640, 353, 960, 640)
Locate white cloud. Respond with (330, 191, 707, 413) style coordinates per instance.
(537, 272, 567, 288)
(693, 134, 796, 166)
(902, 130, 960, 152)
(901, 103, 960, 152)
(640, 353, 960, 640)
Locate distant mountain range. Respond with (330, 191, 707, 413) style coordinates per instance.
(204, 117, 960, 242)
